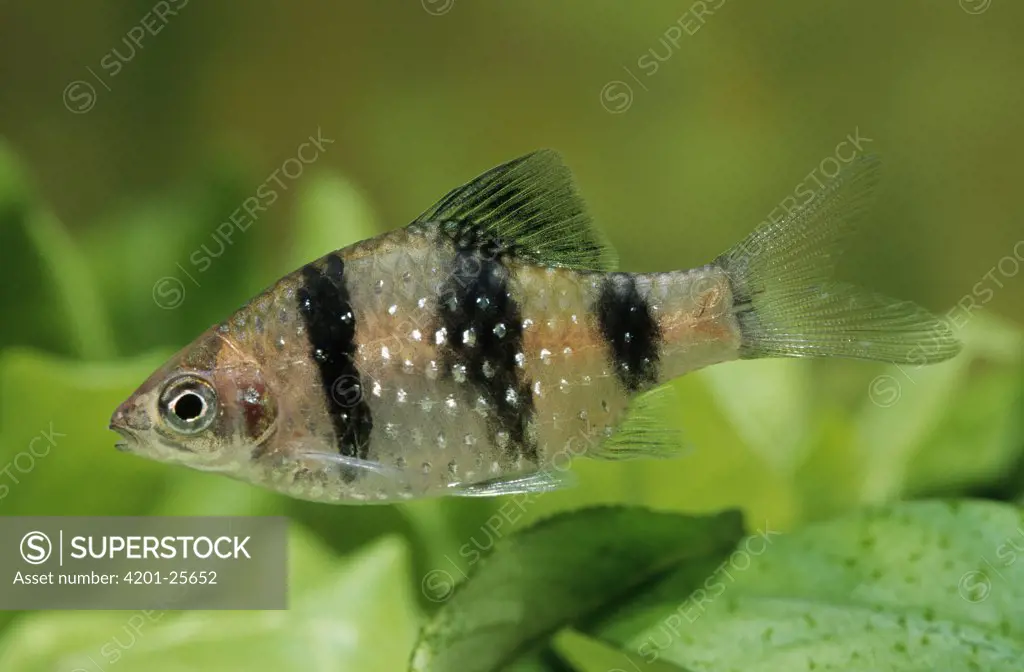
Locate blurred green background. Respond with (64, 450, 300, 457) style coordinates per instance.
(0, 2, 1022, 670)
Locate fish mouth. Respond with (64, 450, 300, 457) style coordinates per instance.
(110, 400, 146, 452)
(109, 424, 138, 452)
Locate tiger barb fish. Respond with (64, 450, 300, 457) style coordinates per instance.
(109, 150, 960, 503)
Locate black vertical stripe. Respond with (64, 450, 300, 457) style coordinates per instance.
(297, 253, 373, 464)
(437, 246, 537, 462)
(595, 274, 661, 391)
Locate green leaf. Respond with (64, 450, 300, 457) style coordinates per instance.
(498, 645, 578, 672)
(284, 496, 419, 567)
(409, 507, 745, 672)
(552, 629, 689, 672)
(148, 468, 284, 517)
(288, 170, 381, 272)
(791, 409, 866, 522)
(0, 533, 421, 672)
(0, 140, 115, 360)
(700, 358, 813, 476)
(80, 162, 268, 355)
(510, 372, 800, 533)
(905, 315, 1024, 496)
(854, 358, 970, 503)
(855, 314, 1024, 502)
(595, 500, 1024, 671)
(0, 348, 173, 516)
(398, 497, 502, 604)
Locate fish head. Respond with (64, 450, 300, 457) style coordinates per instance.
(109, 327, 278, 473)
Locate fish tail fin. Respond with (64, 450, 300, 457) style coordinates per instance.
(715, 156, 961, 364)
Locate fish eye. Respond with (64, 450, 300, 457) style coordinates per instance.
(159, 376, 218, 434)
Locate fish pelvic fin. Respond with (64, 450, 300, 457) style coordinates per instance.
(446, 469, 575, 497)
(414, 149, 618, 271)
(715, 156, 962, 365)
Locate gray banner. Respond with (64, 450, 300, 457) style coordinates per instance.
(1, 517, 288, 610)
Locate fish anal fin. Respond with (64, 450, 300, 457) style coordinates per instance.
(590, 385, 691, 461)
(414, 150, 618, 271)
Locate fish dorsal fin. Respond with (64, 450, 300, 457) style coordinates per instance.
(414, 150, 618, 271)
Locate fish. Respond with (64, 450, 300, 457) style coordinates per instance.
(109, 150, 961, 503)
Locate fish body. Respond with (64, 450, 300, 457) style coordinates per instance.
(110, 151, 960, 503)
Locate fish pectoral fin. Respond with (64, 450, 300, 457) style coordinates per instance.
(413, 149, 618, 271)
(297, 451, 403, 479)
(446, 469, 575, 497)
(590, 385, 692, 461)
